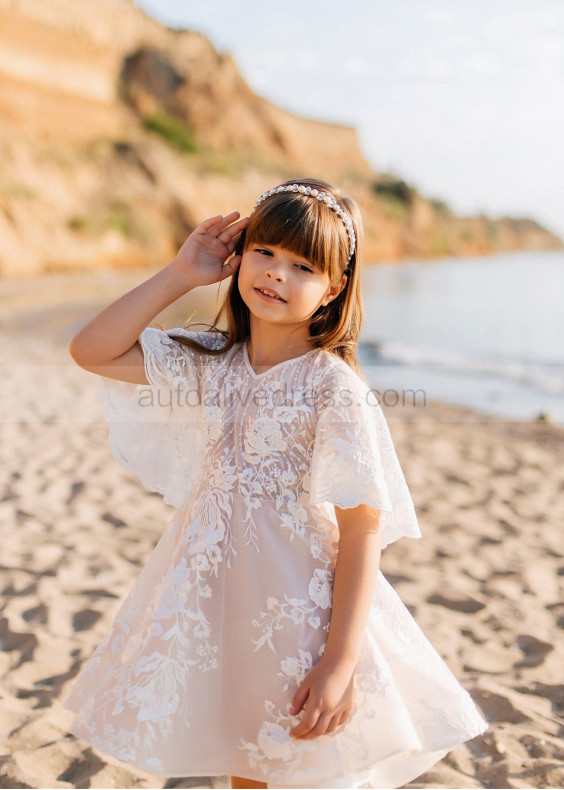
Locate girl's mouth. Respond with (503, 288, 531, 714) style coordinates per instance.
(254, 288, 286, 303)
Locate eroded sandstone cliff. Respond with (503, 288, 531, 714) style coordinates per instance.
(0, 0, 560, 276)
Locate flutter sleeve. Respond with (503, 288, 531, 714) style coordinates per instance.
(308, 363, 422, 549)
(97, 327, 223, 509)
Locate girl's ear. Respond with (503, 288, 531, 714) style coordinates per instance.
(322, 273, 348, 306)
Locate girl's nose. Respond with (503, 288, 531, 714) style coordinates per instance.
(265, 261, 284, 282)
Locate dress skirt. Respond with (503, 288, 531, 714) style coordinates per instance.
(65, 328, 487, 787)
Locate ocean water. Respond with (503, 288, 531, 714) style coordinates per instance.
(358, 250, 564, 423)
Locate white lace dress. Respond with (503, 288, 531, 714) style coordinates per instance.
(65, 328, 486, 789)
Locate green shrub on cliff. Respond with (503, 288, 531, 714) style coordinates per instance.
(143, 112, 198, 154)
(372, 177, 415, 206)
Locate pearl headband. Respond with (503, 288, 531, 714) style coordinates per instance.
(252, 183, 356, 263)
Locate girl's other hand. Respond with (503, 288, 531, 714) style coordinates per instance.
(172, 212, 249, 287)
(288, 657, 355, 740)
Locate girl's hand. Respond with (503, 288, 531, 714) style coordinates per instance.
(172, 212, 249, 287)
(289, 657, 355, 740)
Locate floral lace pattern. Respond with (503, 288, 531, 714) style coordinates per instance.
(66, 329, 486, 787)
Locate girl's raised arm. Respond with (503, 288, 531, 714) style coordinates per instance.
(69, 213, 248, 383)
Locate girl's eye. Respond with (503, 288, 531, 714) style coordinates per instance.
(253, 248, 314, 272)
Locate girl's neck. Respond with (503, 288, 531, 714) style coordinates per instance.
(246, 319, 314, 369)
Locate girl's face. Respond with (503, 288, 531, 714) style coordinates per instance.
(238, 244, 343, 330)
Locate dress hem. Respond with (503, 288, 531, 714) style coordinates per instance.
(67, 719, 488, 789)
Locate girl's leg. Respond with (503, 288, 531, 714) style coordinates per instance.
(230, 775, 267, 789)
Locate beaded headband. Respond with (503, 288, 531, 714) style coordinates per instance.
(252, 183, 356, 263)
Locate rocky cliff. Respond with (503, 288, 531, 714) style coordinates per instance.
(0, 0, 561, 277)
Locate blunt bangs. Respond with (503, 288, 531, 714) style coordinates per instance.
(243, 193, 349, 280)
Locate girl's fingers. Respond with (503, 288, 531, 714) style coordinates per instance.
(195, 212, 241, 236)
(290, 682, 310, 716)
(213, 211, 243, 237)
(338, 710, 349, 727)
(290, 706, 320, 739)
(225, 228, 248, 254)
(218, 216, 249, 243)
(221, 210, 242, 225)
(293, 708, 348, 740)
(219, 254, 242, 279)
(296, 711, 333, 740)
(196, 215, 225, 233)
(326, 713, 343, 735)
(190, 212, 246, 244)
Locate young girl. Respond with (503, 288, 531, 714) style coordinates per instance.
(66, 178, 486, 789)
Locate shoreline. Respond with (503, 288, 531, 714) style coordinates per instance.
(2, 266, 562, 428)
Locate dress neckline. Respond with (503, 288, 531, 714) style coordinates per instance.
(243, 340, 317, 379)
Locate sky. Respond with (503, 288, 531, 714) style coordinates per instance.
(134, 0, 564, 239)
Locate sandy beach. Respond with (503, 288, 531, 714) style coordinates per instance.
(1, 271, 563, 789)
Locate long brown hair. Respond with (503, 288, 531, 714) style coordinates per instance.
(172, 177, 364, 372)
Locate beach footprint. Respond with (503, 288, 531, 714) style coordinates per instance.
(426, 591, 487, 614)
(512, 634, 554, 669)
